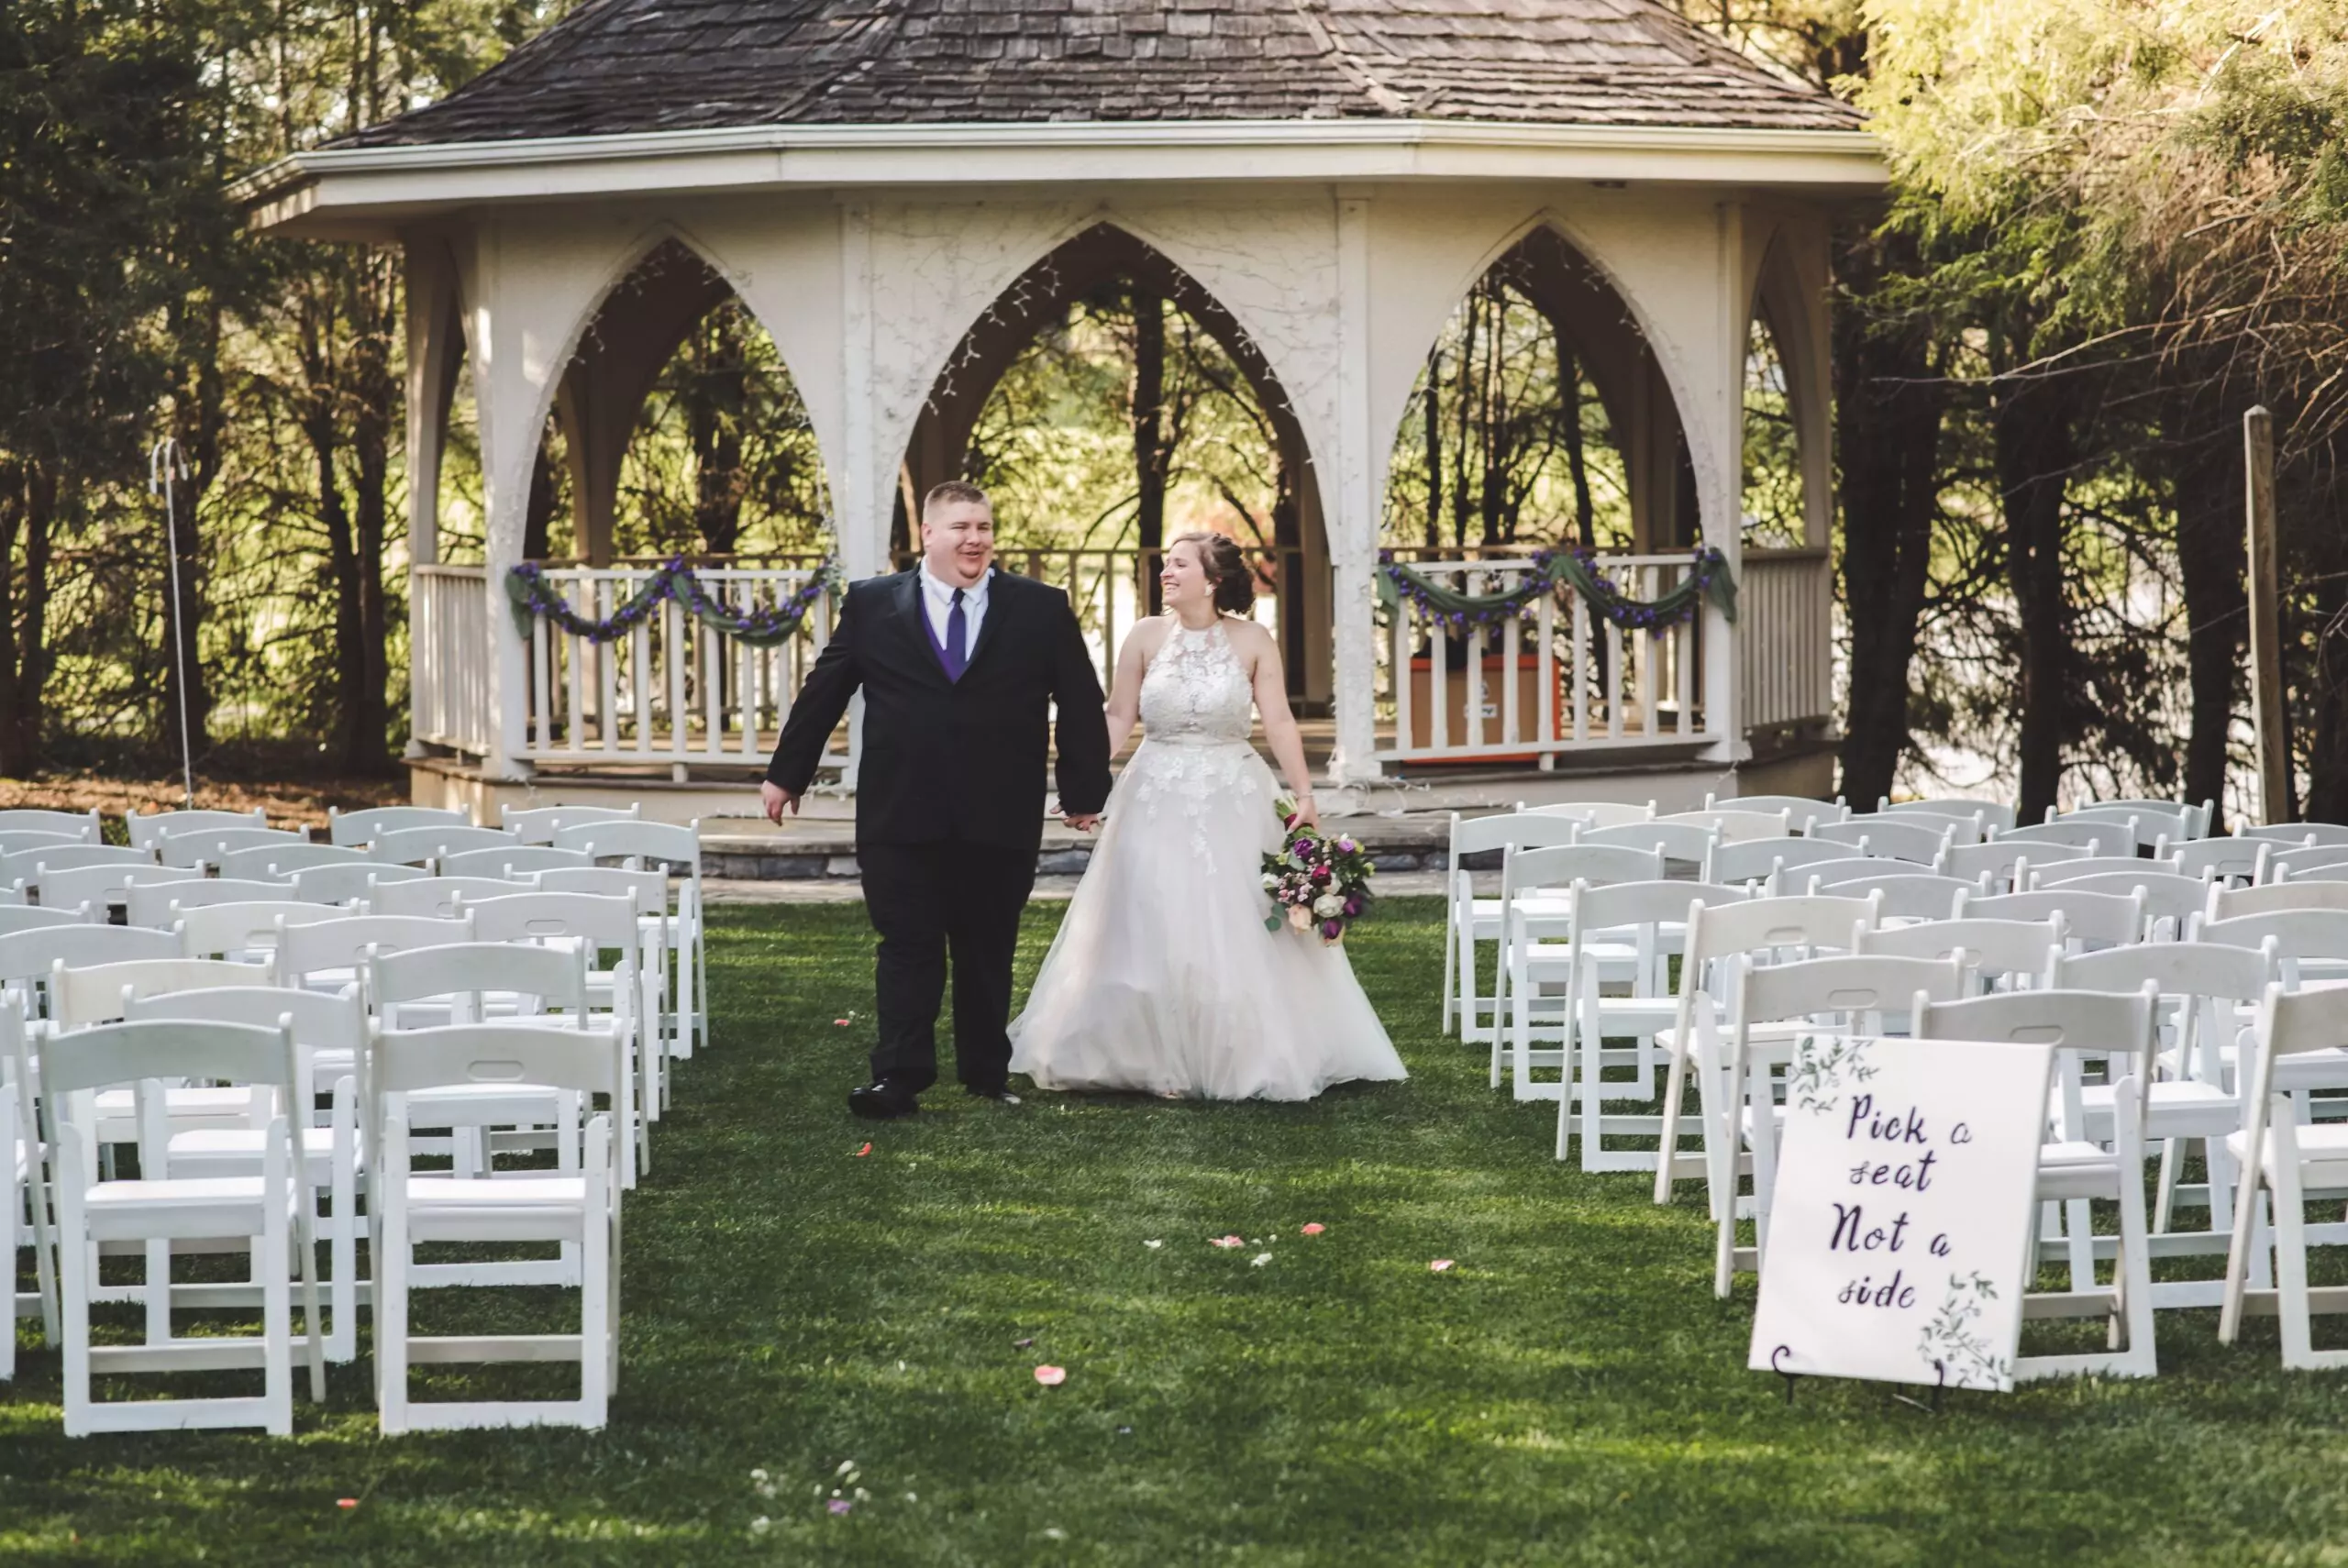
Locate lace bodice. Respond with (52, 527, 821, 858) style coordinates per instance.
(1136, 620, 1254, 745)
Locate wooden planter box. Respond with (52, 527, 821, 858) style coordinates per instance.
(1406, 653, 1559, 760)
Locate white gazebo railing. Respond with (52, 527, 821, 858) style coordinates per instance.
(413, 564, 493, 755)
(1740, 547, 1834, 733)
(1369, 547, 1832, 769)
(515, 564, 837, 769)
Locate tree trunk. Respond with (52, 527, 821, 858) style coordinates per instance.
(1993, 363, 2079, 823)
(2165, 399, 2246, 829)
(1421, 348, 1443, 550)
(1562, 345, 1595, 552)
(691, 307, 749, 556)
(341, 260, 395, 773)
(11, 461, 54, 771)
(1131, 284, 1168, 612)
(1833, 228, 1948, 811)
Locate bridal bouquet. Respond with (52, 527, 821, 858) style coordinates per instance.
(1261, 801, 1377, 944)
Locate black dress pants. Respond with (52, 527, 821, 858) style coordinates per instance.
(858, 840, 1037, 1092)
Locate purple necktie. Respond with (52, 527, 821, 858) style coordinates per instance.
(943, 588, 968, 681)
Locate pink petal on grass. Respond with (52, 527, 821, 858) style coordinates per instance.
(336, 1499, 358, 1510)
(1210, 1235, 1244, 1249)
(1301, 1223, 1325, 1236)
(833, 1018, 851, 1027)
(856, 1143, 872, 1157)
(828, 1499, 853, 1516)
(1429, 1259, 1455, 1273)
(1034, 1364, 1068, 1386)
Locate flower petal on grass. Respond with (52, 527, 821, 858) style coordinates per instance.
(1209, 1234, 1244, 1249)
(1429, 1258, 1455, 1273)
(1013, 1338, 1034, 1349)
(1033, 1364, 1067, 1386)
(855, 1143, 871, 1157)
(1143, 1239, 1163, 1249)
(1301, 1223, 1325, 1236)
(1250, 1252, 1273, 1267)
(833, 1018, 851, 1027)
(827, 1499, 853, 1516)
(336, 1499, 357, 1510)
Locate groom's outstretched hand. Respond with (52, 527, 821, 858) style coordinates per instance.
(760, 780, 800, 823)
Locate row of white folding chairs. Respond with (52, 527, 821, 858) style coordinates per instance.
(10, 974, 626, 1433)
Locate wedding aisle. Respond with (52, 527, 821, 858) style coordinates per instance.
(7, 898, 2343, 1563)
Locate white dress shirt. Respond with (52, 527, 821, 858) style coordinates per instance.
(918, 560, 991, 655)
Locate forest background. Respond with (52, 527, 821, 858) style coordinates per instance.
(7, 0, 2348, 825)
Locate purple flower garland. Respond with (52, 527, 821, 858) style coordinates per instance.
(1375, 544, 1736, 636)
(505, 556, 842, 648)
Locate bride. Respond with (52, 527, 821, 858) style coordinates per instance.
(1009, 532, 1407, 1100)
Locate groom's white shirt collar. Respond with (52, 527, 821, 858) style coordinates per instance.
(916, 559, 991, 649)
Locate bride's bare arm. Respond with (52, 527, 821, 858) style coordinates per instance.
(1102, 619, 1160, 756)
(1240, 622, 1320, 829)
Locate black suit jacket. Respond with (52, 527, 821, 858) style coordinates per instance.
(765, 569, 1113, 853)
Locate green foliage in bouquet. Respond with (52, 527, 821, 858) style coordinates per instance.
(1259, 798, 1379, 944)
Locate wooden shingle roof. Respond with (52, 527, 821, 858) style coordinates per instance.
(338, 0, 1861, 147)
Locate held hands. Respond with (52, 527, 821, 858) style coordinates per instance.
(1062, 812, 1102, 833)
(759, 780, 801, 823)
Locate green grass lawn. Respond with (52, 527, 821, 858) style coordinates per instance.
(7, 898, 2348, 1564)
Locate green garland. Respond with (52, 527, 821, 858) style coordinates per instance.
(505, 556, 844, 648)
(1376, 546, 1736, 635)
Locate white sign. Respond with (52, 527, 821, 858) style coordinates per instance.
(1748, 1036, 2052, 1392)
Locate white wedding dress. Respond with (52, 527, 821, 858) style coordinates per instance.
(1009, 618, 1407, 1100)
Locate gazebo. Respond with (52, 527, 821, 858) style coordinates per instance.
(239, 0, 1882, 820)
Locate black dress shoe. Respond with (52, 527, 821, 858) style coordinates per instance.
(847, 1079, 920, 1120)
(963, 1084, 1023, 1106)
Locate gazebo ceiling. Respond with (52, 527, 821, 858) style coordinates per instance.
(336, 0, 1861, 149)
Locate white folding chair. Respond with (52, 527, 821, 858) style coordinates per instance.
(127, 984, 368, 1362)
(560, 820, 708, 1059)
(2172, 838, 2270, 887)
(2071, 800, 2210, 843)
(1955, 888, 2148, 951)
(1878, 795, 2018, 834)
(216, 843, 370, 880)
(436, 845, 595, 879)
(2195, 908, 2348, 988)
(1705, 792, 1847, 833)
(291, 862, 429, 905)
(1916, 987, 2160, 1380)
(1490, 844, 1665, 1093)
(1938, 837, 2084, 890)
(1437, 811, 1587, 1043)
(1650, 893, 1884, 1209)
(1814, 871, 1979, 923)
(502, 803, 641, 845)
(157, 826, 305, 871)
(2272, 844, 2348, 878)
(0, 906, 89, 937)
(127, 808, 262, 852)
(174, 900, 348, 964)
(370, 825, 520, 867)
(39, 1013, 323, 1433)
(3, 845, 153, 893)
(1655, 809, 1791, 845)
(371, 1021, 623, 1432)
(1858, 915, 2066, 994)
(460, 891, 660, 1148)
(1575, 819, 1720, 868)
(1993, 820, 2133, 858)
(2, 1076, 23, 1379)
(0, 830, 91, 859)
(1547, 879, 1748, 1170)
(1861, 806, 1986, 846)
(1709, 952, 1971, 1296)
(2243, 823, 2348, 846)
(0, 808, 100, 844)
(371, 876, 544, 921)
(276, 914, 476, 998)
(1703, 836, 1851, 892)
(2212, 879, 2348, 921)
(0, 923, 181, 1023)
(326, 804, 471, 848)
(2031, 870, 2209, 939)
(126, 878, 300, 930)
(2031, 855, 2185, 885)
(1522, 800, 1656, 827)
(2220, 984, 2348, 1368)
(2055, 940, 2276, 1306)
(29, 863, 197, 921)
(1812, 815, 1953, 864)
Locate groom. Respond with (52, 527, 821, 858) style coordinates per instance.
(762, 481, 1113, 1119)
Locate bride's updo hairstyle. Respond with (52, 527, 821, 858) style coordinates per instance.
(1170, 530, 1254, 616)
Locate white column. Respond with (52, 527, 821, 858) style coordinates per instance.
(836, 200, 885, 580)
(1327, 193, 1379, 785)
(403, 237, 460, 764)
(470, 216, 537, 781)
(1702, 202, 1748, 765)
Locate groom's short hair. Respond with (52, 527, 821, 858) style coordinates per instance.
(924, 480, 991, 520)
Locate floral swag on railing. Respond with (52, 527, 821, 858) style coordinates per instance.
(1375, 545, 1737, 635)
(505, 556, 845, 648)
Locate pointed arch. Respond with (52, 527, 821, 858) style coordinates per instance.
(1381, 217, 1701, 555)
